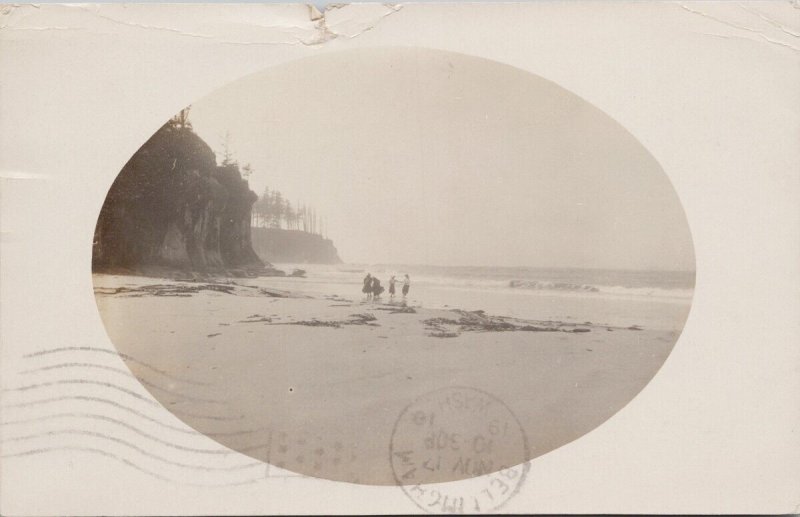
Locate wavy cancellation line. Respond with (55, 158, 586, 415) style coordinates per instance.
(4, 412, 268, 446)
(4, 428, 251, 455)
(14, 365, 225, 404)
(3, 374, 239, 431)
(2, 394, 243, 422)
(4, 349, 282, 483)
(5, 374, 232, 411)
(22, 346, 210, 386)
(2, 427, 265, 470)
(3, 379, 162, 406)
(3, 446, 269, 487)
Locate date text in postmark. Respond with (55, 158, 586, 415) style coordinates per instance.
(390, 386, 530, 513)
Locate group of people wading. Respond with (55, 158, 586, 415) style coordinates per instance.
(362, 273, 410, 300)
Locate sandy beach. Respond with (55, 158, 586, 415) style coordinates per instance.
(93, 271, 688, 485)
(74, 45, 698, 491)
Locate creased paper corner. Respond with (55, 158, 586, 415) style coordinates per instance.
(0, 3, 404, 47)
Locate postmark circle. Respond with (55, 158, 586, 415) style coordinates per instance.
(390, 386, 531, 513)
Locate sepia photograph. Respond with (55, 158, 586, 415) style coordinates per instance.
(91, 48, 694, 491)
(3, 2, 798, 514)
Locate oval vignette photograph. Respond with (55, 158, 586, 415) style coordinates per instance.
(92, 48, 695, 486)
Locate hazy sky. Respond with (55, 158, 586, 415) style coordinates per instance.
(188, 48, 694, 271)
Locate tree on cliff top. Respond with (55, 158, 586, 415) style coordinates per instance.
(93, 111, 262, 272)
(251, 188, 325, 235)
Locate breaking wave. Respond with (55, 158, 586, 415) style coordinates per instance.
(278, 263, 695, 301)
(506, 279, 693, 300)
(508, 280, 599, 292)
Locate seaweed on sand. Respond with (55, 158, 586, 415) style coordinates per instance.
(348, 313, 378, 325)
(423, 309, 594, 336)
(375, 305, 417, 314)
(279, 313, 379, 329)
(94, 283, 235, 297)
(288, 319, 343, 328)
(429, 331, 459, 338)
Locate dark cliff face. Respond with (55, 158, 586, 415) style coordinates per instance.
(93, 122, 263, 272)
(251, 228, 342, 264)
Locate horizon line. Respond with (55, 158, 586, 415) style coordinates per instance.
(321, 261, 697, 274)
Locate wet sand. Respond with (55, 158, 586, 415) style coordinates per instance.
(93, 273, 681, 485)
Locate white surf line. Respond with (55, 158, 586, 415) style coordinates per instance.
(2, 447, 268, 487)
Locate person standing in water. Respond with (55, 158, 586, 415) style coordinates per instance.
(402, 274, 411, 299)
(388, 276, 397, 298)
(362, 273, 373, 300)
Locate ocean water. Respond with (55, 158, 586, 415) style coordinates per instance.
(276, 264, 694, 300)
(264, 263, 695, 331)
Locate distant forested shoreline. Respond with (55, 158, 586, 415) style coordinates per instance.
(93, 109, 340, 275)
